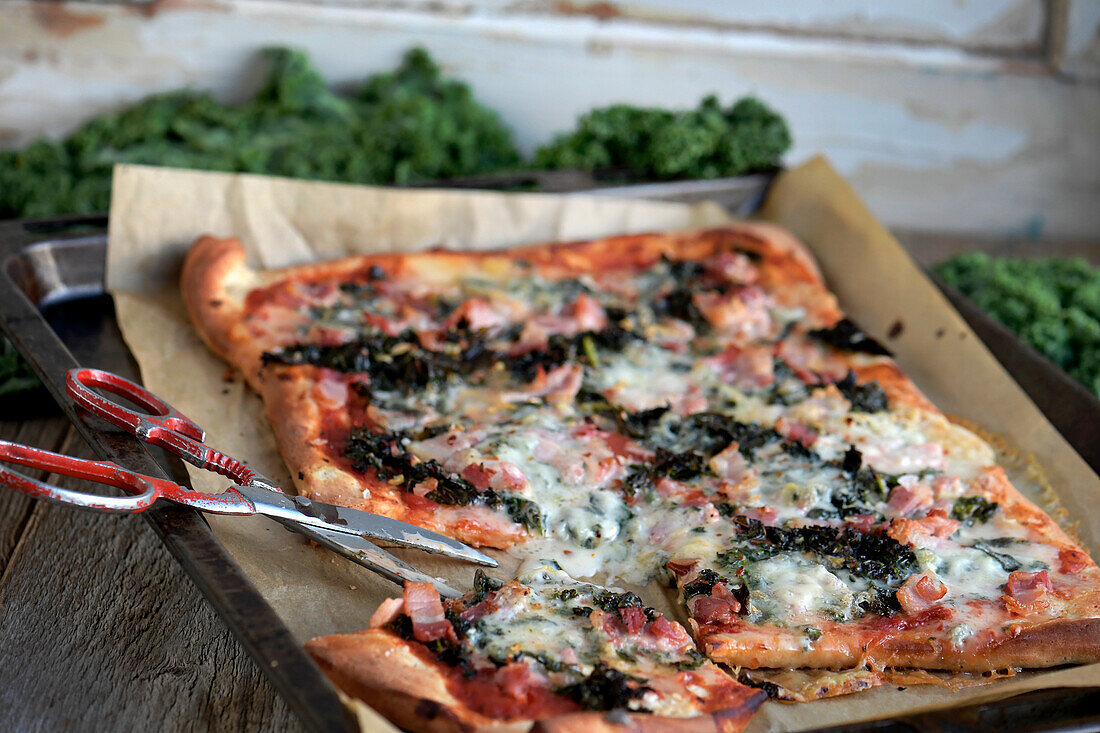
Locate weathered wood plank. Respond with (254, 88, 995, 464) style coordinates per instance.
(0, 418, 72, 575)
(0, 426, 303, 732)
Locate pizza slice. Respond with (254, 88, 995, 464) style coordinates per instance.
(180, 225, 833, 550)
(305, 566, 766, 732)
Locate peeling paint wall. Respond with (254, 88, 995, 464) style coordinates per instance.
(0, 0, 1097, 238)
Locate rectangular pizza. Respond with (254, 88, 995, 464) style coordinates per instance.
(181, 224, 1100, 731)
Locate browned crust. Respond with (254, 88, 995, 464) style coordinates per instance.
(180, 236, 253, 372)
(307, 630, 763, 733)
(306, 630, 527, 733)
(700, 613, 1100, 672)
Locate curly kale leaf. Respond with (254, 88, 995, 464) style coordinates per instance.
(0, 48, 519, 218)
(833, 371, 889, 413)
(344, 428, 543, 531)
(951, 496, 999, 525)
(557, 662, 651, 711)
(729, 515, 917, 586)
(935, 252, 1100, 398)
(534, 95, 790, 180)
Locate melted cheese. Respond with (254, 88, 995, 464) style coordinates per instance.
(259, 244, 1084, 667)
(750, 557, 855, 625)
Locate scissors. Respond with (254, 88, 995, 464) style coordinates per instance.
(0, 367, 496, 598)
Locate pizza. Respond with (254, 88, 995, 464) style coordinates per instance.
(306, 566, 765, 731)
(181, 224, 1100, 729)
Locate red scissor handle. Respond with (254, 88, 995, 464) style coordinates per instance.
(66, 368, 265, 488)
(0, 440, 249, 514)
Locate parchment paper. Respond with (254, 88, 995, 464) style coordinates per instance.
(106, 159, 1100, 731)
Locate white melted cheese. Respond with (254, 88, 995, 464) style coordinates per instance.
(461, 564, 715, 718)
(588, 343, 695, 412)
(298, 255, 1072, 652)
(750, 556, 854, 625)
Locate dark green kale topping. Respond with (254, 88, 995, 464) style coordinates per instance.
(830, 467, 892, 519)
(715, 543, 777, 575)
(651, 412, 782, 459)
(652, 448, 711, 481)
(662, 255, 707, 281)
(388, 615, 471, 669)
(682, 568, 726, 599)
(969, 540, 1022, 572)
(808, 319, 892, 357)
(589, 589, 646, 613)
(469, 569, 503, 606)
(768, 359, 810, 406)
(952, 496, 999, 525)
(557, 585, 658, 622)
(344, 428, 543, 531)
(800, 625, 823, 642)
(575, 390, 669, 441)
(262, 330, 470, 391)
(833, 371, 889, 413)
(445, 606, 471, 636)
(675, 648, 708, 671)
(508, 326, 644, 382)
(841, 445, 863, 474)
(729, 515, 918, 585)
(265, 320, 644, 392)
(619, 445, 717, 498)
(511, 650, 571, 673)
(854, 585, 901, 616)
(652, 286, 710, 331)
(556, 662, 650, 712)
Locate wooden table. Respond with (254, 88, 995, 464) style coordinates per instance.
(1, 234, 1094, 730)
(0, 414, 302, 731)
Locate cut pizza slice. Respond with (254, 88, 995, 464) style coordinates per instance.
(660, 436, 1100, 673)
(305, 566, 766, 732)
(180, 225, 843, 551)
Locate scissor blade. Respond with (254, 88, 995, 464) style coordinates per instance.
(237, 484, 498, 567)
(279, 520, 463, 599)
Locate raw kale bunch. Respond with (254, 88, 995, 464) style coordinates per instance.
(0, 48, 792, 219)
(533, 95, 791, 180)
(935, 252, 1100, 398)
(0, 48, 521, 218)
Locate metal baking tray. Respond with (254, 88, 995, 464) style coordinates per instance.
(1, 211, 1097, 732)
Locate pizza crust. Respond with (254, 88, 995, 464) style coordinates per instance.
(181, 235, 265, 385)
(700, 615, 1100, 672)
(307, 630, 765, 733)
(306, 630, 529, 733)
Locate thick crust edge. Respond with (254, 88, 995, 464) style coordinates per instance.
(307, 630, 764, 733)
(703, 617, 1100, 672)
(180, 235, 251, 367)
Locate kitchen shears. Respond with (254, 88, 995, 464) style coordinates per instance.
(0, 367, 495, 597)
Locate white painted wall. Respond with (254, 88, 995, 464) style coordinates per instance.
(0, 0, 1097, 238)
